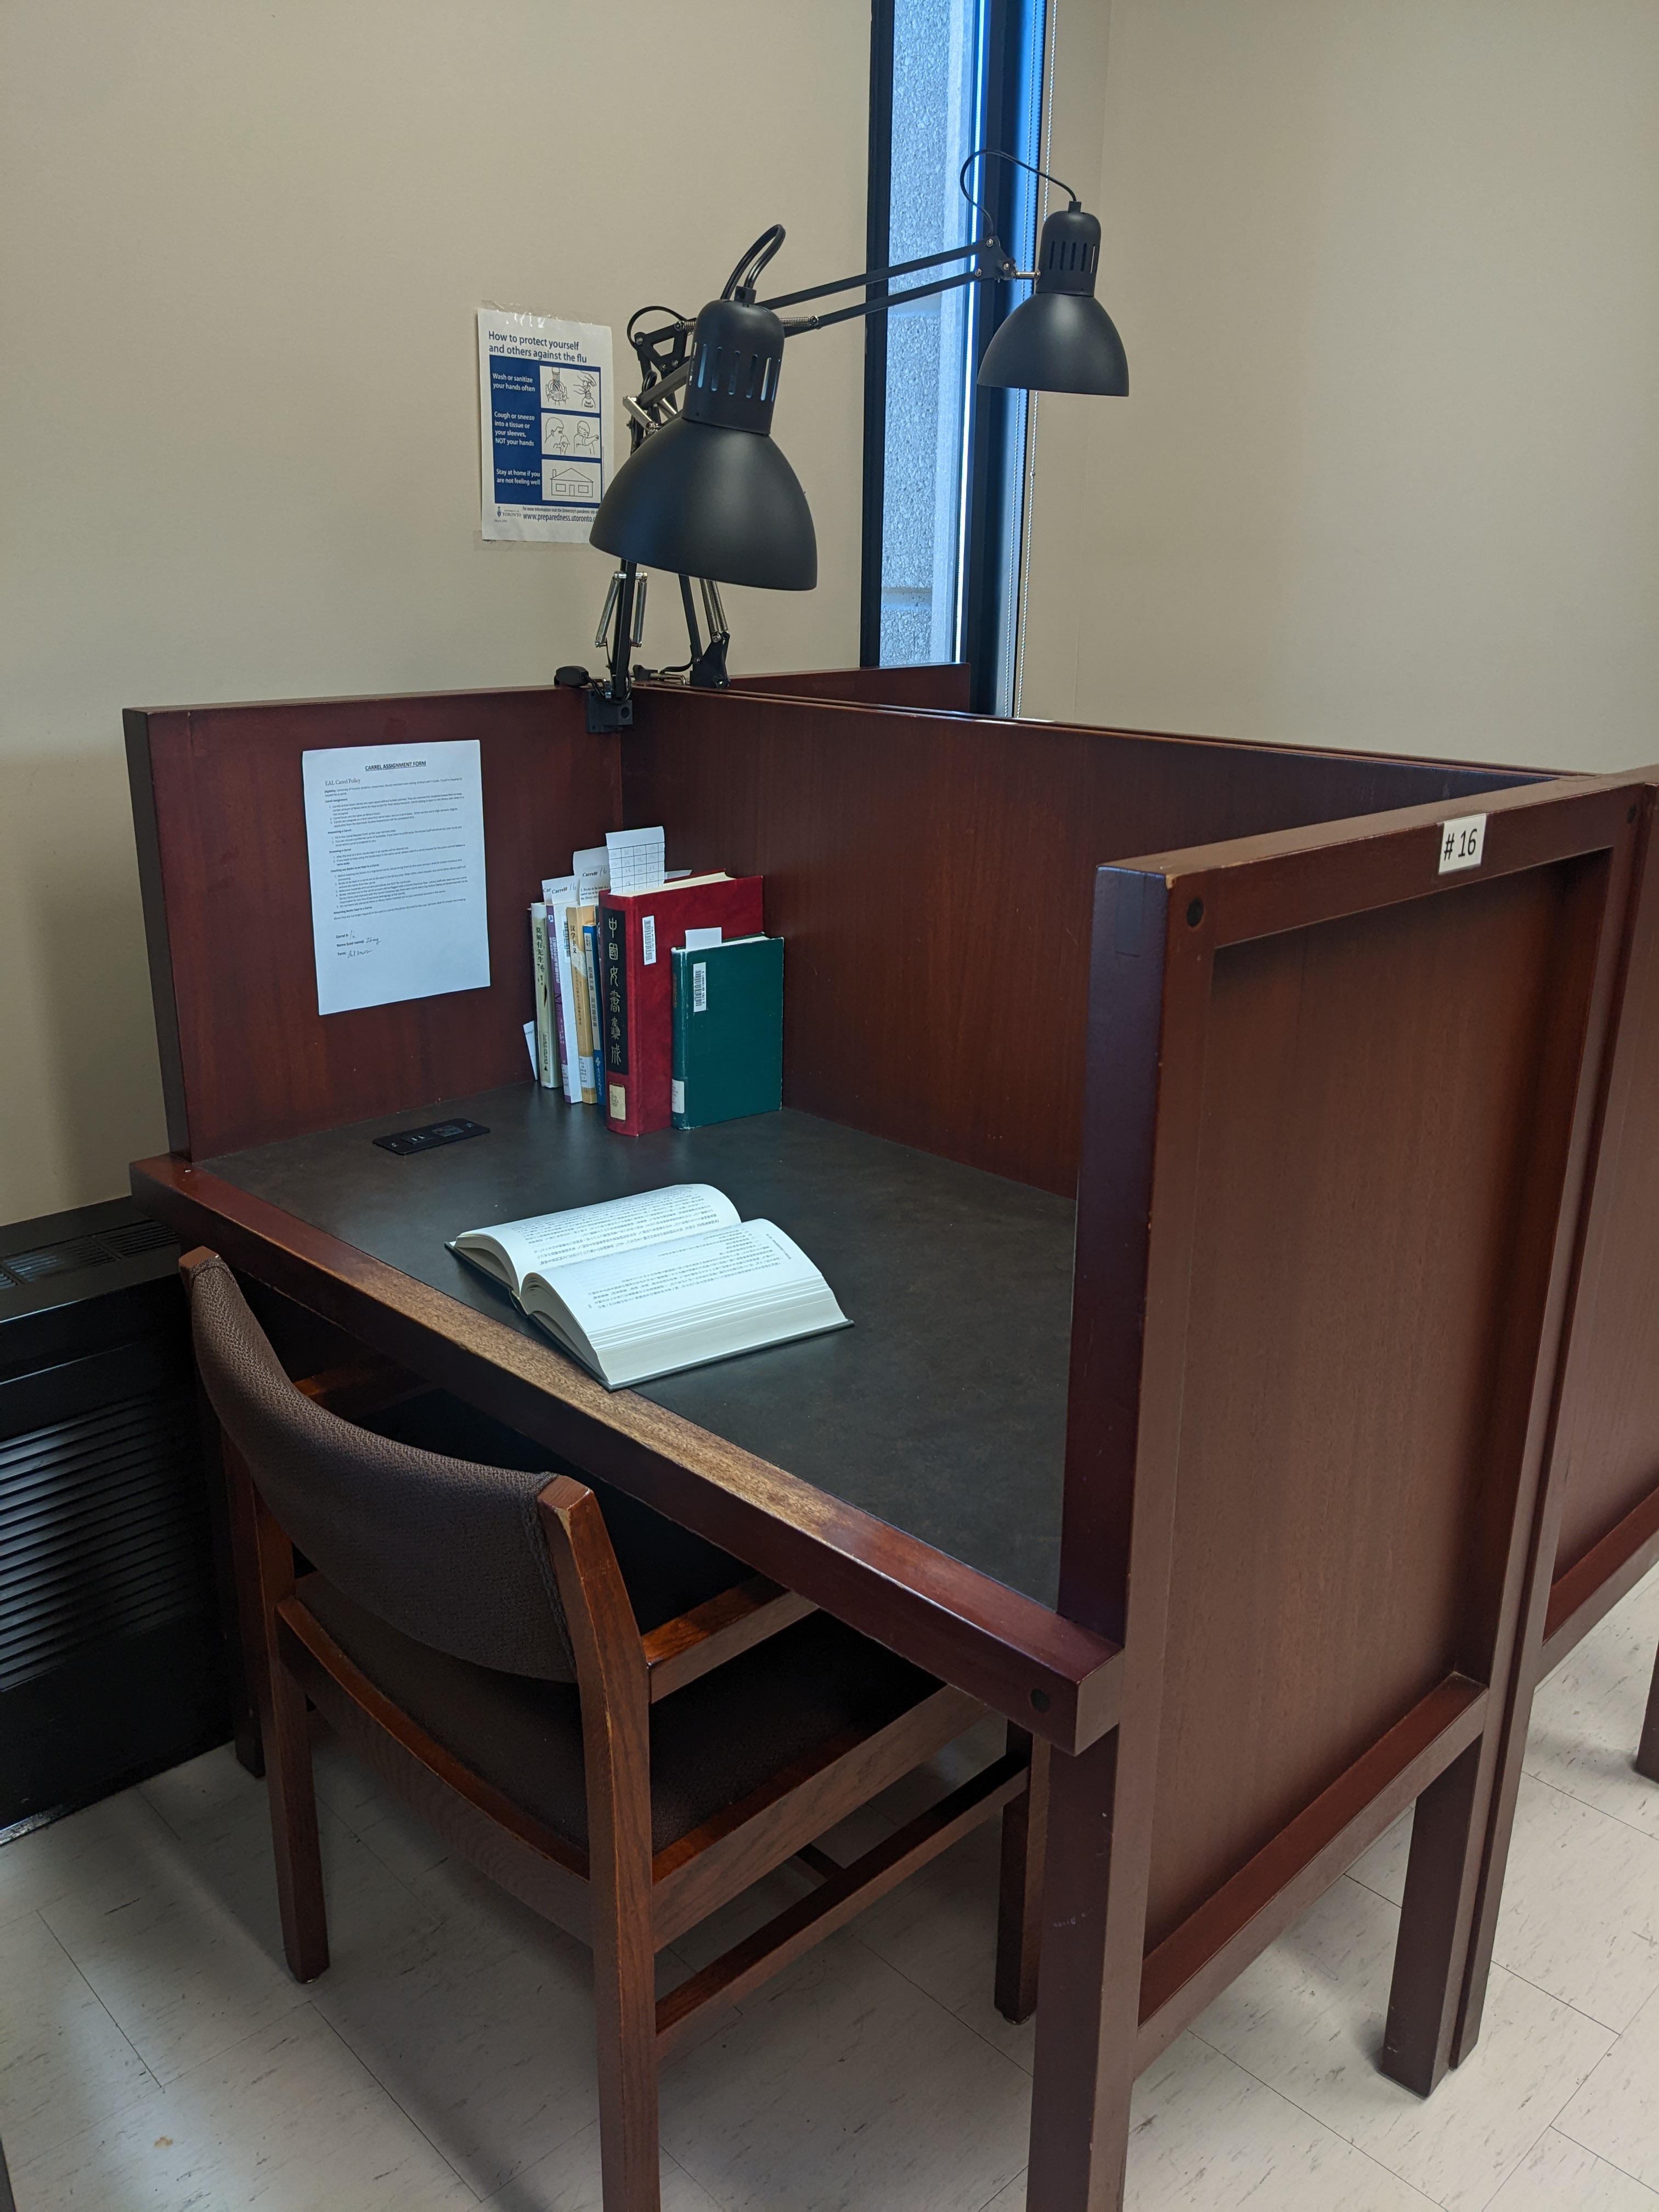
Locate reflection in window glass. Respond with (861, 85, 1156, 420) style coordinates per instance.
(879, 0, 982, 668)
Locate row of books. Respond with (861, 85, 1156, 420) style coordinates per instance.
(529, 887, 606, 1107)
(530, 850, 783, 1136)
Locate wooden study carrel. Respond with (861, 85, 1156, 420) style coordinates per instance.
(126, 668, 1659, 2210)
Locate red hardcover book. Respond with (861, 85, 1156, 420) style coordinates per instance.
(597, 873, 764, 1135)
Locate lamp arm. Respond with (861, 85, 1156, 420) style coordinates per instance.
(625, 243, 1025, 405)
(622, 217, 1037, 425)
(758, 235, 1012, 315)
(780, 257, 1023, 338)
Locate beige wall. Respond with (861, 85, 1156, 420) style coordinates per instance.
(1022, 2, 1659, 777)
(0, 1, 868, 1223)
(12, 3, 1657, 1221)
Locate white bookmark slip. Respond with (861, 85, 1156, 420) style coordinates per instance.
(606, 825, 667, 895)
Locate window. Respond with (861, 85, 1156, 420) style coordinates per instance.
(863, 0, 1048, 713)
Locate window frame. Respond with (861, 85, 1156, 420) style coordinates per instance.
(861, 0, 1048, 714)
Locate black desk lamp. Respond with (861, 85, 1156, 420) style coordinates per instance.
(557, 151, 1127, 731)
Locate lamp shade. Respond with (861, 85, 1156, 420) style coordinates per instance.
(978, 205, 1128, 396)
(590, 297, 817, 589)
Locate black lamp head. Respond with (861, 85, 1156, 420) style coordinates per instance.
(590, 295, 817, 590)
(978, 202, 1128, 396)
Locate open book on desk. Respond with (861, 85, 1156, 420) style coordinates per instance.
(448, 1183, 849, 1390)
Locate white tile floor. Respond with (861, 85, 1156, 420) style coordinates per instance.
(3, 1565, 1656, 2211)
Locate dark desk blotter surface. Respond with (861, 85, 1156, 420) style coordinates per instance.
(203, 1087, 1073, 1609)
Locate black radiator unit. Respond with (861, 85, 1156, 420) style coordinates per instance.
(1, 1196, 232, 1837)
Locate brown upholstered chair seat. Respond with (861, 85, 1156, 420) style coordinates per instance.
(302, 1571, 940, 1856)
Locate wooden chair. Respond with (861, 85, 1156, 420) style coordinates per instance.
(182, 1249, 1042, 2212)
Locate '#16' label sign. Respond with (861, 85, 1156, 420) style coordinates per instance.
(1438, 813, 1487, 873)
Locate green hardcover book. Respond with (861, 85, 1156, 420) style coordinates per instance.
(670, 935, 783, 1129)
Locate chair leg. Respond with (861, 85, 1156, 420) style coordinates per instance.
(1638, 1638, 1659, 1784)
(592, 1898, 661, 2212)
(230, 1445, 329, 1982)
(541, 1479, 660, 2211)
(996, 1724, 1049, 2023)
(263, 1642, 330, 1982)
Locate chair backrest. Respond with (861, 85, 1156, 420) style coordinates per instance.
(186, 1252, 575, 1680)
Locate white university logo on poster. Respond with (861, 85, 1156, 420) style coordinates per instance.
(477, 309, 615, 543)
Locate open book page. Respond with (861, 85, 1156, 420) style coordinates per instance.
(455, 1183, 738, 1294)
(526, 1218, 849, 1387)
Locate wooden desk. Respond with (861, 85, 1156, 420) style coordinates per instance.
(126, 674, 1659, 2211)
(137, 1091, 1102, 1741)
(176, 1091, 1074, 1606)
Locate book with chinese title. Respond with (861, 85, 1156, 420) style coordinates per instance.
(597, 874, 764, 1135)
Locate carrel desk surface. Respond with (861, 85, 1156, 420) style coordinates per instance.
(202, 1084, 1075, 1610)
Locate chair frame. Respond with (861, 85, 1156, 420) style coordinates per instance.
(194, 1254, 1042, 2212)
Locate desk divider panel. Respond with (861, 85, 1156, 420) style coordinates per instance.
(1450, 778, 1659, 2068)
(126, 686, 619, 1159)
(1543, 784, 1659, 1607)
(127, 676, 1538, 1184)
(1146, 860, 1591, 1949)
(623, 687, 1539, 1195)
(1024, 775, 1644, 2203)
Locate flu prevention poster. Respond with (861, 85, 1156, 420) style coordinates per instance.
(478, 309, 614, 542)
